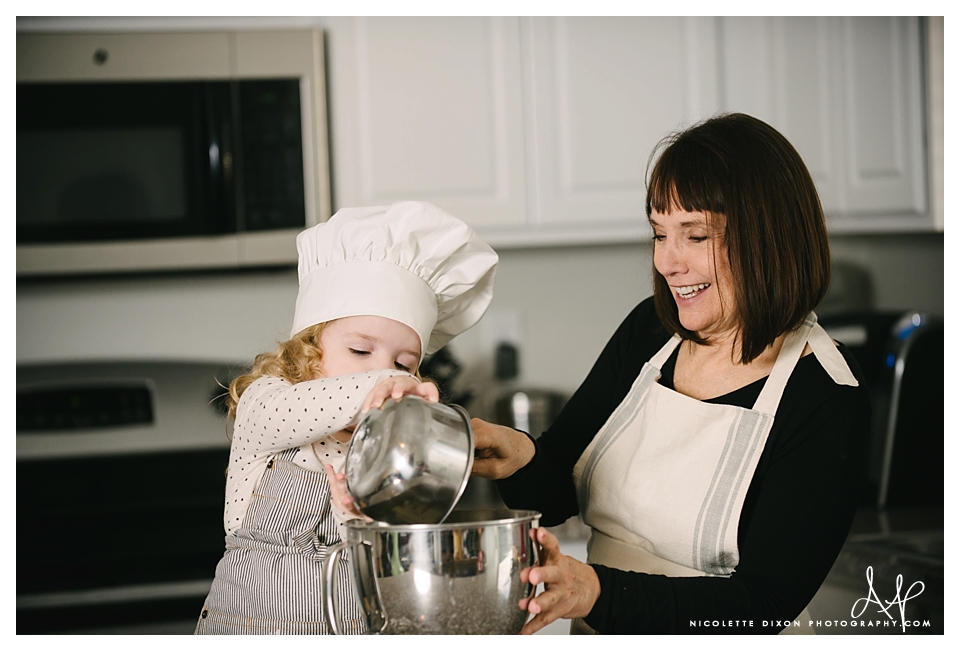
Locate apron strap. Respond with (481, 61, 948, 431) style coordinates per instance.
(752, 314, 817, 416)
(753, 313, 859, 415)
(649, 334, 682, 369)
(807, 322, 860, 387)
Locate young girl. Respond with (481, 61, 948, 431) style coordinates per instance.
(195, 201, 498, 635)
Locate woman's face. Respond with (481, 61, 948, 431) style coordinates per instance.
(317, 315, 421, 379)
(650, 209, 738, 342)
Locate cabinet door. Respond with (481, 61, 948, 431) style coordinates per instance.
(721, 17, 927, 230)
(525, 17, 722, 239)
(325, 17, 527, 230)
(839, 17, 926, 221)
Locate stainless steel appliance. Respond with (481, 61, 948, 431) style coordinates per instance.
(820, 310, 943, 509)
(16, 360, 236, 634)
(16, 29, 330, 276)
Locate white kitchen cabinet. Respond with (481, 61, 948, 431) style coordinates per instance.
(325, 17, 528, 231)
(523, 17, 722, 242)
(325, 16, 934, 245)
(720, 17, 929, 231)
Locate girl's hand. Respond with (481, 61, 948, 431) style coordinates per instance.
(471, 418, 536, 480)
(362, 375, 439, 413)
(324, 464, 371, 521)
(518, 526, 601, 635)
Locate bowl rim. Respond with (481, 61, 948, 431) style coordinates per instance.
(344, 508, 542, 531)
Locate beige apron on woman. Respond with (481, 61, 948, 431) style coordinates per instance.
(569, 314, 857, 634)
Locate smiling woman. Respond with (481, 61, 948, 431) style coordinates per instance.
(470, 113, 871, 635)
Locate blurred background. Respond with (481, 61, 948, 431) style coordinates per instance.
(16, 16, 943, 635)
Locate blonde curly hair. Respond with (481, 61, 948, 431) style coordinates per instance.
(226, 323, 328, 418)
(224, 320, 425, 421)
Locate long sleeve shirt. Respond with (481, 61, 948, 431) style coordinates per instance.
(223, 369, 407, 534)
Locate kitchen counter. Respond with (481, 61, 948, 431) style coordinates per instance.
(806, 506, 943, 635)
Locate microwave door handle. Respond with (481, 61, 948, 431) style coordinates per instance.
(203, 82, 236, 234)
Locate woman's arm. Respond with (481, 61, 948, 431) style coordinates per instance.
(493, 299, 668, 525)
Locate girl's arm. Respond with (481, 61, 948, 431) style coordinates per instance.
(235, 370, 410, 455)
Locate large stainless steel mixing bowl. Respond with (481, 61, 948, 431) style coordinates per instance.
(346, 396, 473, 525)
(324, 509, 540, 634)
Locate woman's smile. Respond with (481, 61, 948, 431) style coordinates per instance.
(650, 209, 737, 341)
(673, 282, 711, 300)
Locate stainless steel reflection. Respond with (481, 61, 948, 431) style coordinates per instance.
(324, 509, 540, 634)
(346, 397, 473, 524)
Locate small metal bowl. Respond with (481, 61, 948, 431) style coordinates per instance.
(345, 397, 474, 525)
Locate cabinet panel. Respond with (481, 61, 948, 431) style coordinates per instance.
(527, 17, 722, 229)
(16, 32, 231, 81)
(721, 17, 928, 229)
(841, 17, 926, 217)
(721, 17, 843, 212)
(327, 17, 527, 229)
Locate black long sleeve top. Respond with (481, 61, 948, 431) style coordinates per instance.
(496, 298, 870, 634)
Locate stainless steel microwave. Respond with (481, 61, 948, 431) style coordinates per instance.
(16, 30, 331, 276)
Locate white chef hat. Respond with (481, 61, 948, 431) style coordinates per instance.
(291, 201, 498, 360)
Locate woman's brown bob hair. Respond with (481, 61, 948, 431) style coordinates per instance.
(645, 112, 831, 364)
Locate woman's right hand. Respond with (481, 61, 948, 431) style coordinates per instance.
(470, 418, 536, 480)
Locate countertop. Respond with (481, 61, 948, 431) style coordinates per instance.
(808, 506, 943, 635)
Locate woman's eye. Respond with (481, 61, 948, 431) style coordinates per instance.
(652, 234, 665, 242)
(690, 236, 708, 243)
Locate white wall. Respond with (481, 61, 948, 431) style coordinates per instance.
(17, 232, 944, 396)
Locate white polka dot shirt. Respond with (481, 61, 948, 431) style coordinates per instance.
(222, 369, 408, 533)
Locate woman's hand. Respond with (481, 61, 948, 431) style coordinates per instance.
(518, 527, 601, 635)
(362, 375, 440, 413)
(471, 418, 536, 480)
(324, 463, 372, 521)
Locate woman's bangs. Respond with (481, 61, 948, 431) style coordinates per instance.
(647, 146, 725, 216)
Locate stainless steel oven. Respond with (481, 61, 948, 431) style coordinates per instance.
(16, 361, 237, 634)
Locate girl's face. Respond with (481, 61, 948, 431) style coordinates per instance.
(317, 315, 421, 379)
(650, 209, 738, 343)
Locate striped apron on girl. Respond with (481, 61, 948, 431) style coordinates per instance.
(195, 446, 365, 634)
(570, 314, 858, 634)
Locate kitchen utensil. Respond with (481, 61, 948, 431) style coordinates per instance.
(346, 396, 473, 525)
(324, 508, 540, 634)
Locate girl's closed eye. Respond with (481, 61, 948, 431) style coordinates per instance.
(395, 362, 411, 372)
(349, 348, 371, 357)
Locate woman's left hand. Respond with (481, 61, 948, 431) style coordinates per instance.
(518, 526, 601, 635)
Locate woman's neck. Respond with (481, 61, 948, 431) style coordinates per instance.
(672, 332, 787, 401)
